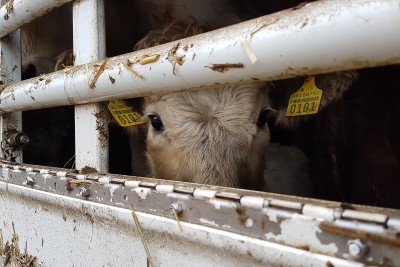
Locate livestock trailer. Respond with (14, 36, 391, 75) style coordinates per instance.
(1, 0, 400, 266)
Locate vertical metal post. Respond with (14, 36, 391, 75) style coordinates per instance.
(73, 0, 108, 172)
(0, 25, 22, 162)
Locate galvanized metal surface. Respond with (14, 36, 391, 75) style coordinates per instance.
(73, 0, 108, 172)
(0, 0, 400, 113)
(0, 161, 399, 266)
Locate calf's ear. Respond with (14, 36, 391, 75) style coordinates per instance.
(267, 70, 358, 128)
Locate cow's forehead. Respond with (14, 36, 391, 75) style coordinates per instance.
(144, 83, 268, 117)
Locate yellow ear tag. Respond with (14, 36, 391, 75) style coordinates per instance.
(286, 76, 322, 117)
(108, 99, 145, 127)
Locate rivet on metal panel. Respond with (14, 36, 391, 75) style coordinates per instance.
(347, 239, 369, 259)
(26, 176, 35, 186)
(80, 187, 90, 198)
(169, 203, 183, 216)
(170, 203, 184, 232)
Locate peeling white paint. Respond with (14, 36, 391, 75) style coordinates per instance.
(245, 218, 254, 228)
(1, 168, 9, 180)
(211, 200, 221, 210)
(199, 218, 219, 227)
(108, 185, 119, 196)
(209, 199, 237, 210)
(134, 187, 151, 200)
(263, 208, 294, 224)
(264, 214, 338, 254)
(42, 174, 52, 180)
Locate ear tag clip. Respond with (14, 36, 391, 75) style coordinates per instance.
(286, 76, 322, 117)
(108, 99, 145, 127)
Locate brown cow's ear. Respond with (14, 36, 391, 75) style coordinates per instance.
(315, 71, 358, 109)
(267, 71, 358, 128)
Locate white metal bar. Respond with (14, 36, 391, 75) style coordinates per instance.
(0, 0, 399, 113)
(0, 0, 73, 38)
(73, 0, 108, 172)
(0, 28, 22, 162)
(0, 182, 365, 267)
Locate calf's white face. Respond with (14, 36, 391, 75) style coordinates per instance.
(143, 83, 270, 188)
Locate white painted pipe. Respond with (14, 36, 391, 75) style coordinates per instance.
(73, 0, 108, 172)
(0, 0, 400, 113)
(0, 0, 73, 38)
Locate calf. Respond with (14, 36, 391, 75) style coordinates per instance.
(133, 0, 356, 190)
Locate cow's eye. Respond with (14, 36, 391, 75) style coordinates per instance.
(256, 108, 277, 129)
(148, 113, 164, 132)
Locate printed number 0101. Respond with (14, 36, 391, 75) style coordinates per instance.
(288, 102, 317, 114)
(118, 114, 140, 124)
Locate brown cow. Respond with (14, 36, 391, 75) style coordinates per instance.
(267, 65, 400, 208)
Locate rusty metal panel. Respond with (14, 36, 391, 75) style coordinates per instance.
(1, 161, 399, 266)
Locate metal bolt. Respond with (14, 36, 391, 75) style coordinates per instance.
(7, 132, 30, 147)
(347, 239, 368, 258)
(169, 203, 183, 216)
(80, 187, 90, 198)
(26, 176, 35, 186)
(16, 134, 30, 145)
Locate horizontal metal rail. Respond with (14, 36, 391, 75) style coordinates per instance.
(0, 0, 399, 113)
(0, 0, 73, 38)
(1, 160, 400, 266)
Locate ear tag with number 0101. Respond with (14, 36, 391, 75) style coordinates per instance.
(285, 76, 322, 117)
(108, 99, 145, 127)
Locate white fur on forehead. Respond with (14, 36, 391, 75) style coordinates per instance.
(145, 83, 268, 146)
(144, 83, 269, 185)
